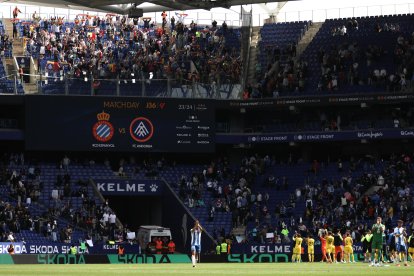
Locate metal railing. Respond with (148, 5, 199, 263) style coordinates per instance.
(0, 74, 19, 95)
(12, 72, 242, 99)
(0, 3, 242, 27)
(254, 2, 414, 25)
(2, 2, 414, 26)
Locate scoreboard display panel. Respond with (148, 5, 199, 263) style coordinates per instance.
(25, 95, 215, 152)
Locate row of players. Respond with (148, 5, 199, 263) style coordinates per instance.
(291, 217, 414, 266)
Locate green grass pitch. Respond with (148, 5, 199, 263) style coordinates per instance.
(0, 263, 413, 276)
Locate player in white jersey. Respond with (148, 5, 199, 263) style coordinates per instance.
(191, 220, 203, 267)
(394, 220, 409, 267)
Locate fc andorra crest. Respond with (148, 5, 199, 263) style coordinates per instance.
(92, 111, 114, 142)
(130, 117, 154, 142)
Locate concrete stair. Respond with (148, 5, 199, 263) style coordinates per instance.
(23, 82, 39, 94)
(4, 18, 35, 94)
(4, 59, 15, 78)
(3, 18, 24, 85)
(246, 27, 261, 85)
(4, 18, 24, 56)
(232, 226, 246, 236)
(296, 22, 323, 58)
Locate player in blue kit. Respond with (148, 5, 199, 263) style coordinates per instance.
(191, 220, 203, 267)
(394, 220, 409, 267)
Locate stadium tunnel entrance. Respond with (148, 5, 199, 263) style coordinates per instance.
(104, 195, 162, 231)
(101, 181, 201, 253)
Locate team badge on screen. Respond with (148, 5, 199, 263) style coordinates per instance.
(130, 117, 154, 142)
(92, 111, 114, 142)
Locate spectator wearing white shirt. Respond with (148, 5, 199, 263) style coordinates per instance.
(102, 212, 109, 226)
(380, 69, 387, 80)
(340, 25, 347, 36)
(109, 212, 116, 225)
(7, 232, 15, 242)
(377, 175, 384, 185)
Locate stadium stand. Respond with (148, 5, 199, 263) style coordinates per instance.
(300, 14, 414, 94)
(241, 105, 413, 133)
(0, 154, 234, 245)
(1, 154, 103, 243)
(0, 27, 21, 94)
(250, 14, 414, 98)
(229, 154, 413, 245)
(12, 15, 241, 96)
(258, 21, 309, 73)
(1, 2, 414, 262)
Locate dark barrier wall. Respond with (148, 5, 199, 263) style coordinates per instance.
(3, 93, 414, 145)
(217, 129, 414, 144)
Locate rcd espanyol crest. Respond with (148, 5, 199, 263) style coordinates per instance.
(92, 111, 114, 142)
(129, 117, 154, 142)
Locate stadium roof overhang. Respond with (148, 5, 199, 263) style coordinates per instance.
(3, 0, 291, 14)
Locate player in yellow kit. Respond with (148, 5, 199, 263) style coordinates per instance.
(326, 231, 334, 263)
(344, 232, 356, 263)
(292, 233, 303, 263)
(408, 232, 414, 262)
(307, 234, 315, 263)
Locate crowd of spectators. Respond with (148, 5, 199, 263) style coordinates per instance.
(246, 43, 306, 98)
(0, 153, 37, 241)
(1, 149, 413, 252)
(246, 15, 414, 99)
(0, 153, 129, 245)
(241, 153, 413, 246)
(15, 12, 241, 87)
(49, 156, 126, 243)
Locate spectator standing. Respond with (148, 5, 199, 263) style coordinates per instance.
(13, 6, 22, 19)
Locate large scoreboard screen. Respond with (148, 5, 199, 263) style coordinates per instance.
(25, 96, 215, 152)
